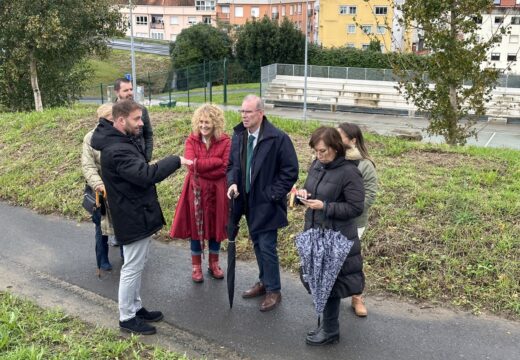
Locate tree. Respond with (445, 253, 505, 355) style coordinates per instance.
(394, 0, 504, 145)
(235, 17, 305, 79)
(367, 39, 382, 52)
(0, 0, 124, 112)
(170, 24, 232, 69)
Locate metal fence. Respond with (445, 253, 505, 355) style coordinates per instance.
(261, 63, 520, 96)
(82, 59, 260, 106)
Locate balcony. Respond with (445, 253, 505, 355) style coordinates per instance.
(217, 13, 230, 22)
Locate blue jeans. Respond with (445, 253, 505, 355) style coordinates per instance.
(190, 239, 220, 255)
(92, 208, 111, 270)
(250, 230, 280, 292)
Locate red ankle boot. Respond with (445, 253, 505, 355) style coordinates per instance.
(191, 255, 203, 283)
(208, 253, 224, 279)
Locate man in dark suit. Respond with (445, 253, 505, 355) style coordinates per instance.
(227, 94, 299, 312)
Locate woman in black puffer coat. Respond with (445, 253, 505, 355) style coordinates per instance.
(296, 126, 365, 346)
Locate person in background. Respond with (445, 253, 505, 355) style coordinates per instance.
(114, 78, 153, 162)
(170, 104, 231, 283)
(81, 103, 115, 274)
(227, 95, 299, 312)
(296, 126, 364, 346)
(338, 122, 378, 317)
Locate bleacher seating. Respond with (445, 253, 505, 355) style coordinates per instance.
(263, 75, 520, 122)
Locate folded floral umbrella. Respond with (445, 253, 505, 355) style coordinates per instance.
(295, 228, 354, 315)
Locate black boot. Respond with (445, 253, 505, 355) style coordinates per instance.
(306, 297, 341, 346)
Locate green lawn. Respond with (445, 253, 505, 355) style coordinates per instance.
(0, 292, 188, 359)
(0, 105, 518, 319)
(84, 50, 172, 97)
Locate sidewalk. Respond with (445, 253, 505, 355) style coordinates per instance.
(1, 202, 519, 360)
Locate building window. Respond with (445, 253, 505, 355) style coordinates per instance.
(339, 5, 356, 15)
(222, 6, 230, 14)
(171, 34, 177, 41)
(136, 16, 148, 25)
(346, 43, 355, 48)
(297, 4, 302, 15)
(235, 6, 243, 17)
(491, 53, 500, 61)
(507, 54, 517, 61)
(375, 6, 388, 15)
(511, 17, 520, 25)
(493, 0, 500, 4)
(361, 25, 372, 34)
(203, 16, 211, 24)
(347, 24, 356, 33)
(170, 16, 178, 25)
(196, 0, 215, 11)
(494, 16, 504, 25)
(188, 17, 197, 25)
(362, 44, 370, 50)
(377, 25, 386, 34)
(281, 6, 285, 17)
(272, 7, 279, 20)
(472, 16, 482, 24)
(151, 32, 164, 40)
(251, 7, 260, 18)
(290, 5, 294, 16)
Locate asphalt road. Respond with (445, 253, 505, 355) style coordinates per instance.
(109, 39, 170, 56)
(1, 202, 518, 359)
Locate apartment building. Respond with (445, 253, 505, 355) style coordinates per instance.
(119, 0, 216, 41)
(215, 0, 316, 40)
(478, 0, 520, 74)
(317, 0, 411, 51)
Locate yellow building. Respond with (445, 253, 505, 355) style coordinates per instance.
(318, 0, 412, 52)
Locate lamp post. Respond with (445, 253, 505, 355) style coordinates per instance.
(129, 0, 137, 99)
(303, 0, 309, 121)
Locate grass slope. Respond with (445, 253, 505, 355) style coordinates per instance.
(0, 105, 518, 319)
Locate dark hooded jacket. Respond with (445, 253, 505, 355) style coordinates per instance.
(90, 118, 180, 244)
(227, 117, 298, 234)
(303, 156, 365, 298)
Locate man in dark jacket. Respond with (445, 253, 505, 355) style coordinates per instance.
(91, 99, 191, 335)
(114, 78, 154, 162)
(227, 95, 299, 312)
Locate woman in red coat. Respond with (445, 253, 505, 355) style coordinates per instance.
(170, 104, 231, 283)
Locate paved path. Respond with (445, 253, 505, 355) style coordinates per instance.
(1, 202, 518, 359)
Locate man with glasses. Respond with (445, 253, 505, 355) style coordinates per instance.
(227, 94, 298, 312)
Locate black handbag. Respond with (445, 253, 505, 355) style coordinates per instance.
(82, 184, 97, 215)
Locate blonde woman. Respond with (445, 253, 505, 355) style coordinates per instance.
(170, 104, 231, 283)
(81, 103, 116, 273)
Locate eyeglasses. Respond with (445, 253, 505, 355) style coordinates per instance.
(238, 109, 260, 115)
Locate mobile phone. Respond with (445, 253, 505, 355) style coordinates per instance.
(296, 195, 307, 201)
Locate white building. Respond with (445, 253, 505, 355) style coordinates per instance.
(477, 3, 520, 74)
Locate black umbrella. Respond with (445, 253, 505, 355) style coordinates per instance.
(295, 228, 354, 315)
(226, 197, 240, 308)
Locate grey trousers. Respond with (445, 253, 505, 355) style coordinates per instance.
(119, 236, 151, 321)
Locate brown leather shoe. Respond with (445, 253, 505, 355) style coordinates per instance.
(259, 292, 282, 312)
(351, 295, 367, 317)
(242, 282, 266, 299)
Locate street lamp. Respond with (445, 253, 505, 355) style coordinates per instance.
(129, 0, 137, 99)
(303, 0, 309, 121)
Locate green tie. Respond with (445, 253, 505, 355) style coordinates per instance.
(246, 134, 255, 193)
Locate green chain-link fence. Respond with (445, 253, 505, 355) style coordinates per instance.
(82, 58, 261, 107)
